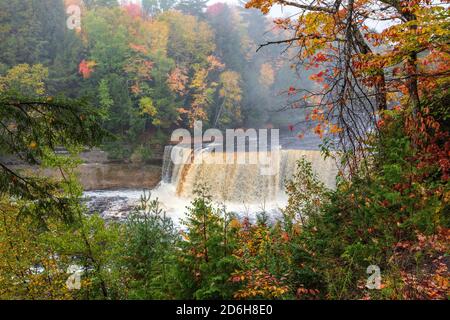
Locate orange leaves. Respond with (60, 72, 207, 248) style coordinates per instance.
(28, 141, 37, 150)
(314, 123, 324, 138)
(78, 59, 96, 79)
(377, 119, 385, 128)
(207, 55, 225, 71)
(177, 107, 189, 114)
(310, 108, 325, 122)
(129, 43, 148, 55)
(245, 0, 273, 14)
(232, 269, 290, 299)
(329, 124, 342, 134)
(296, 286, 320, 299)
(309, 71, 325, 83)
(167, 67, 188, 96)
(313, 52, 328, 63)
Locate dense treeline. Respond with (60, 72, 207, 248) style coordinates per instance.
(0, 0, 304, 161)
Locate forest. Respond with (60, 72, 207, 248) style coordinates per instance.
(0, 0, 448, 300)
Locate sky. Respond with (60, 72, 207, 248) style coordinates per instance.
(126, 0, 291, 17)
(127, 0, 395, 30)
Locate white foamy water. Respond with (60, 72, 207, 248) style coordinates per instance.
(84, 142, 338, 224)
(84, 182, 288, 224)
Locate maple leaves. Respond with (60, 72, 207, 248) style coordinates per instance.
(246, 0, 449, 163)
(308, 70, 325, 83)
(404, 108, 450, 181)
(229, 217, 293, 299)
(287, 86, 296, 96)
(122, 2, 142, 19)
(78, 59, 96, 79)
(232, 269, 290, 299)
(167, 67, 188, 96)
(393, 228, 449, 299)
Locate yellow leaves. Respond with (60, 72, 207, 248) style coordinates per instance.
(0, 201, 74, 300)
(124, 58, 153, 88)
(159, 11, 215, 60)
(0, 64, 48, 96)
(28, 141, 38, 150)
(219, 71, 242, 101)
(229, 218, 241, 229)
(139, 97, 157, 117)
(329, 124, 343, 135)
(146, 20, 169, 56)
(245, 0, 273, 15)
(433, 274, 448, 291)
(259, 63, 275, 88)
(190, 68, 208, 91)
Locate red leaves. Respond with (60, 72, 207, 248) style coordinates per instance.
(122, 3, 142, 19)
(380, 200, 390, 208)
(393, 228, 449, 299)
(404, 110, 450, 181)
(287, 86, 296, 95)
(313, 53, 328, 63)
(232, 269, 290, 299)
(79, 60, 89, 78)
(314, 123, 324, 138)
(309, 71, 325, 83)
(78, 59, 95, 79)
(296, 286, 320, 299)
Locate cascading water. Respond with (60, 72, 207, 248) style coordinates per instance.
(161, 145, 174, 183)
(84, 142, 338, 223)
(161, 145, 338, 203)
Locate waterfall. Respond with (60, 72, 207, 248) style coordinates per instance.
(161, 145, 338, 204)
(161, 146, 174, 183)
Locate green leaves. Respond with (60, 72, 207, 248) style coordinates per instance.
(0, 90, 107, 222)
(177, 187, 239, 299)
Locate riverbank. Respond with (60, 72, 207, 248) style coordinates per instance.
(4, 148, 162, 191)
